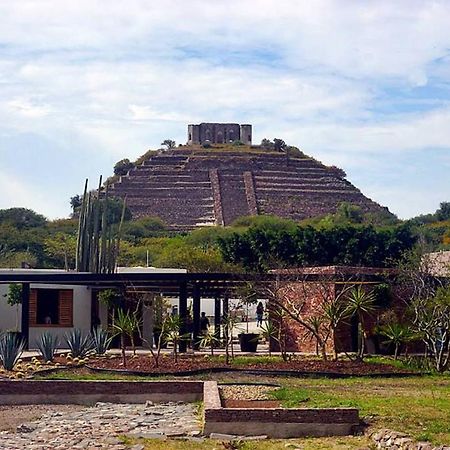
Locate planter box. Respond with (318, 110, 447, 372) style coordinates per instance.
(239, 333, 259, 352)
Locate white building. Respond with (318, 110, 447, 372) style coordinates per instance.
(0, 267, 187, 349)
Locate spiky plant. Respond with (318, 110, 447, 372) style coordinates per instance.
(346, 286, 377, 361)
(198, 329, 220, 356)
(64, 329, 94, 359)
(36, 332, 59, 362)
(111, 308, 137, 367)
(92, 328, 112, 355)
(0, 333, 25, 371)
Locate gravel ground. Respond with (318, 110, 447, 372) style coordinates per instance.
(219, 384, 279, 400)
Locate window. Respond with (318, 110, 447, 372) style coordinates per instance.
(36, 289, 59, 324)
(29, 289, 73, 327)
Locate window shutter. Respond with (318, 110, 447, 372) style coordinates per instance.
(29, 289, 37, 326)
(58, 290, 73, 327)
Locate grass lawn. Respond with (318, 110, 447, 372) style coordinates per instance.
(270, 375, 450, 446)
(121, 436, 369, 449)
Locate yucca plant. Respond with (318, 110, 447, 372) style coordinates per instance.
(198, 329, 220, 356)
(36, 332, 59, 362)
(92, 328, 112, 355)
(346, 286, 377, 361)
(0, 332, 25, 371)
(64, 329, 94, 359)
(377, 322, 416, 360)
(111, 308, 137, 367)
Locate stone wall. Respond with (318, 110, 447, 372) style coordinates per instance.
(203, 381, 360, 438)
(0, 380, 204, 405)
(109, 148, 392, 230)
(187, 123, 252, 145)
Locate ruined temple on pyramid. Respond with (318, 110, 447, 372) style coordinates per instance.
(108, 123, 391, 230)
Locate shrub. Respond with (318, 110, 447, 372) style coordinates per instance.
(92, 328, 112, 355)
(36, 332, 59, 362)
(64, 329, 94, 358)
(0, 332, 25, 371)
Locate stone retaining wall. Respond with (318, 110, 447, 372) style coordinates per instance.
(0, 380, 204, 405)
(203, 381, 359, 438)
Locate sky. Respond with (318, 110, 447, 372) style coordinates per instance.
(0, 0, 449, 220)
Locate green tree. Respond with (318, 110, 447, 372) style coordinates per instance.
(0, 208, 47, 229)
(113, 158, 134, 176)
(4, 284, 22, 331)
(161, 139, 176, 150)
(44, 233, 77, 270)
(273, 138, 286, 152)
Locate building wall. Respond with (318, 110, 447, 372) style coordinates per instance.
(187, 123, 252, 145)
(0, 283, 93, 349)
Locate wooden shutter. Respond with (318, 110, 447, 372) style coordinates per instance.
(29, 289, 37, 326)
(58, 290, 73, 327)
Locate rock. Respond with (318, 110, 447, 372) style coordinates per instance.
(209, 433, 239, 440)
(16, 423, 36, 433)
(238, 435, 268, 440)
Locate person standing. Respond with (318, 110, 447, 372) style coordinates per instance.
(256, 301, 264, 326)
(200, 312, 210, 335)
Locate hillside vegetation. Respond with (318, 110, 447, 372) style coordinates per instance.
(0, 201, 448, 272)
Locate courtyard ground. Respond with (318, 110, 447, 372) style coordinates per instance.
(29, 367, 450, 448)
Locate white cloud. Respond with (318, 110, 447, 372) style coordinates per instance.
(0, 170, 64, 219)
(7, 98, 51, 118)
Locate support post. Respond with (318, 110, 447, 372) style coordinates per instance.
(223, 294, 229, 319)
(192, 284, 201, 350)
(214, 296, 221, 342)
(179, 281, 188, 353)
(223, 294, 230, 353)
(21, 283, 30, 350)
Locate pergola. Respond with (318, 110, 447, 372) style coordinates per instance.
(0, 271, 274, 351)
(0, 268, 389, 352)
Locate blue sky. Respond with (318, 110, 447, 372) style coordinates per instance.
(0, 0, 449, 220)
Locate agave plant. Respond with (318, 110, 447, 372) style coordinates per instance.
(92, 328, 112, 355)
(0, 332, 25, 371)
(36, 332, 59, 362)
(64, 329, 94, 358)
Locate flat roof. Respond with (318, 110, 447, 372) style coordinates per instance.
(0, 268, 389, 297)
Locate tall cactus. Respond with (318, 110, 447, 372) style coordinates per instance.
(75, 178, 127, 273)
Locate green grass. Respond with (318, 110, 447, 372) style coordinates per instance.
(121, 436, 369, 449)
(270, 375, 450, 445)
(229, 355, 284, 366)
